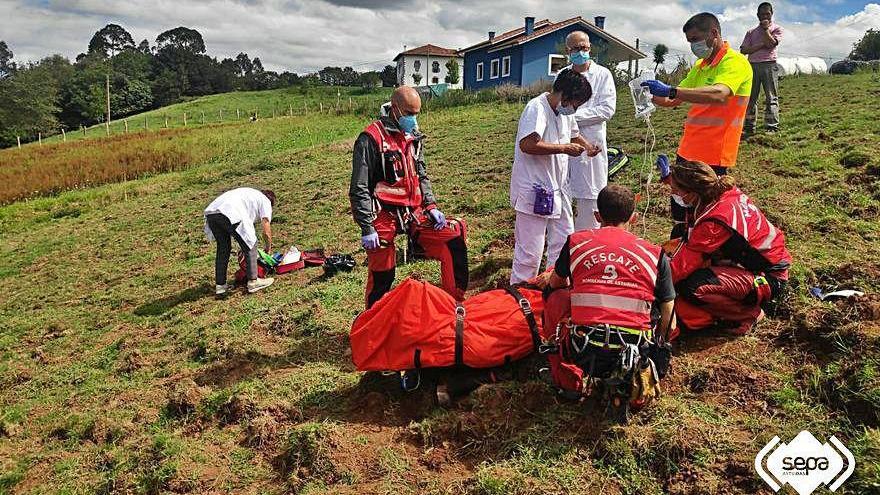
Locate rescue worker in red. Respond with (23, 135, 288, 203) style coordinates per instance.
(662, 160, 791, 334)
(538, 184, 676, 342)
(349, 86, 468, 308)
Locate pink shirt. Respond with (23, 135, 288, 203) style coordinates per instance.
(742, 23, 783, 63)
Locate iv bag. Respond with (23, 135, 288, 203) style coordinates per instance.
(628, 70, 656, 120)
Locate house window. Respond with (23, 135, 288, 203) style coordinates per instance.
(432, 76, 439, 84)
(490, 58, 499, 79)
(548, 54, 567, 76)
(476, 62, 484, 81)
(432, 61, 440, 73)
(501, 56, 511, 77)
(414, 60, 421, 71)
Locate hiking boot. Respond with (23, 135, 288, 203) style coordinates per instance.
(215, 284, 231, 296)
(247, 277, 274, 293)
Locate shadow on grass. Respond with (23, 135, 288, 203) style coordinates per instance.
(134, 283, 214, 316)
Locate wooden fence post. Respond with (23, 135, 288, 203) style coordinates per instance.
(201, 111, 205, 124)
(288, 104, 292, 117)
(237, 108, 240, 119)
(16, 136, 21, 148)
(38, 132, 42, 145)
(219, 109, 223, 121)
(183, 112, 187, 126)
(145, 116, 148, 130)
(124, 120, 129, 133)
(349, 97, 353, 112)
(61, 128, 66, 142)
(82, 125, 86, 136)
(319, 102, 323, 113)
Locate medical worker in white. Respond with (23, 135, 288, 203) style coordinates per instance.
(510, 68, 600, 285)
(564, 31, 617, 231)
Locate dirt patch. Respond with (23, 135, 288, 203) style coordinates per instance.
(166, 378, 211, 418)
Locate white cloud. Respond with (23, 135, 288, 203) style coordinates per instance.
(2, 0, 878, 72)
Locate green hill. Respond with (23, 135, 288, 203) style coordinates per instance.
(42, 85, 392, 144)
(1, 73, 879, 494)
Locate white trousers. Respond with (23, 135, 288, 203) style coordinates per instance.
(573, 197, 600, 231)
(510, 201, 574, 285)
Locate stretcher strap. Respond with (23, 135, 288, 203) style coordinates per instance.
(454, 304, 465, 366)
(504, 286, 541, 352)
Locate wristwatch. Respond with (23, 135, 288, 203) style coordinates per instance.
(668, 86, 678, 99)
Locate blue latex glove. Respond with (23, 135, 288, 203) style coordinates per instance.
(640, 80, 672, 98)
(655, 154, 671, 180)
(428, 208, 447, 230)
(361, 232, 380, 250)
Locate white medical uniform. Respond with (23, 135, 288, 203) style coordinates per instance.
(565, 62, 616, 231)
(509, 93, 578, 284)
(204, 187, 273, 249)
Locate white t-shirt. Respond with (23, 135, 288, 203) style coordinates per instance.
(565, 63, 617, 199)
(510, 93, 578, 219)
(204, 187, 273, 249)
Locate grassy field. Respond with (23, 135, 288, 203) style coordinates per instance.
(31, 86, 392, 145)
(1, 73, 880, 494)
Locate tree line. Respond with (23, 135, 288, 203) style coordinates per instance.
(0, 24, 399, 147)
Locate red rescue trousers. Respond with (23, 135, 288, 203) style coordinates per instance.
(675, 266, 771, 334)
(365, 209, 468, 308)
(542, 289, 572, 341)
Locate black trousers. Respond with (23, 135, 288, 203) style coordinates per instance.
(206, 213, 257, 285)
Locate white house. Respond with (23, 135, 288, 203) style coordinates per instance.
(394, 44, 464, 89)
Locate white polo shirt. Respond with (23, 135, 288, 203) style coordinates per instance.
(510, 93, 578, 219)
(204, 187, 272, 249)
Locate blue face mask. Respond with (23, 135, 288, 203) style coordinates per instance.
(557, 103, 576, 116)
(396, 113, 418, 134)
(569, 50, 590, 65)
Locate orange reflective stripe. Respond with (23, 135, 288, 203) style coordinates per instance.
(730, 117, 744, 128)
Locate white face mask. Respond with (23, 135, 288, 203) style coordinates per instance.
(690, 38, 712, 59)
(672, 194, 692, 208)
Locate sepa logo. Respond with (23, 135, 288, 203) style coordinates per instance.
(755, 431, 855, 495)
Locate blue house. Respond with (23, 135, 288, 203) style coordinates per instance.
(461, 16, 646, 91)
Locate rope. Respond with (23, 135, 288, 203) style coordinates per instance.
(639, 114, 657, 238)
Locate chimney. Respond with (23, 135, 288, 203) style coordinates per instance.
(525, 16, 535, 36)
(488, 31, 495, 42)
(594, 16, 605, 29)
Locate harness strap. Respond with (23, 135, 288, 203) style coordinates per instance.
(504, 286, 541, 352)
(454, 304, 466, 366)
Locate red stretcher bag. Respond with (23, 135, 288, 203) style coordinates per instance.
(350, 278, 544, 371)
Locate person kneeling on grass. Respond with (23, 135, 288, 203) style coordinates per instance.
(204, 187, 276, 296)
(660, 159, 792, 334)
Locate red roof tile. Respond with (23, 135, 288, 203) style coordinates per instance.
(394, 44, 460, 61)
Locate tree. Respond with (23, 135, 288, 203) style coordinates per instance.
(137, 39, 151, 54)
(155, 27, 206, 55)
(444, 59, 460, 84)
(0, 62, 62, 145)
(850, 29, 880, 61)
(0, 41, 15, 79)
(88, 24, 136, 58)
(380, 65, 397, 87)
(653, 44, 669, 72)
(359, 71, 381, 88)
(412, 72, 422, 85)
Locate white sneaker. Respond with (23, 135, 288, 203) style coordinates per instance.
(215, 284, 231, 296)
(247, 277, 274, 293)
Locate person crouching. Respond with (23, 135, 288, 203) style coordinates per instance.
(666, 160, 791, 334)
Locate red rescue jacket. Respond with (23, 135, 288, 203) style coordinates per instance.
(689, 187, 791, 278)
(363, 121, 423, 208)
(569, 227, 662, 331)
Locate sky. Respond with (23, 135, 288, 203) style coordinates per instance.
(4, 0, 879, 73)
